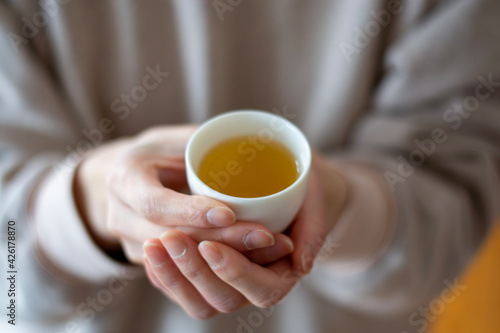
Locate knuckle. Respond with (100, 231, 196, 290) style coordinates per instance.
(183, 264, 202, 281)
(106, 158, 134, 190)
(106, 157, 142, 197)
(190, 307, 216, 320)
(127, 254, 143, 265)
(140, 193, 163, 222)
(180, 201, 205, 226)
(255, 297, 277, 309)
(222, 265, 244, 284)
(160, 275, 182, 291)
(122, 245, 143, 264)
(150, 279, 164, 291)
(106, 217, 120, 235)
(254, 300, 276, 309)
(254, 289, 285, 308)
(212, 297, 245, 313)
(106, 210, 121, 235)
(214, 227, 229, 243)
(145, 272, 164, 291)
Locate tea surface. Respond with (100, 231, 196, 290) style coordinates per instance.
(198, 136, 299, 198)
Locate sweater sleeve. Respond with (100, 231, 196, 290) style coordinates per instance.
(0, 3, 141, 325)
(312, 0, 500, 316)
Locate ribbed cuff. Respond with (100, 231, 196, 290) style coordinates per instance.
(317, 163, 398, 277)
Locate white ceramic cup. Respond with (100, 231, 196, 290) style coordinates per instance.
(185, 110, 311, 233)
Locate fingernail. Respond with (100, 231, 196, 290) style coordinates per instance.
(161, 232, 187, 259)
(199, 241, 225, 269)
(143, 242, 167, 268)
(283, 238, 295, 253)
(206, 207, 236, 226)
(243, 230, 275, 250)
(301, 244, 315, 274)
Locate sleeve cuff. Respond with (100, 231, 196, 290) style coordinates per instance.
(32, 163, 142, 284)
(317, 163, 398, 277)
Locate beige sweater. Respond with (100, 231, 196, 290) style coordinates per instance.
(1, 0, 500, 332)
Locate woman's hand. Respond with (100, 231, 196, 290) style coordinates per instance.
(143, 151, 348, 319)
(74, 126, 293, 264)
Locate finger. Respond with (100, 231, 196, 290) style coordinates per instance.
(120, 239, 146, 264)
(199, 241, 300, 308)
(175, 222, 275, 252)
(108, 155, 236, 228)
(143, 239, 217, 319)
(244, 234, 294, 265)
(160, 231, 248, 313)
(144, 258, 175, 300)
(289, 173, 327, 274)
(107, 196, 168, 243)
(108, 198, 275, 252)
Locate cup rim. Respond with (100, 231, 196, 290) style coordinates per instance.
(185, 110, 312, 202)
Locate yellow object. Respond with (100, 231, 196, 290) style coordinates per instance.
(429, 219, 500, 333)
(198, 135, 298, 198)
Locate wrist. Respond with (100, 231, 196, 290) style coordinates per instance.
(319, 162, 398, 274)
(74, 161, 121, 253)
(74, 139, 130, 254)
